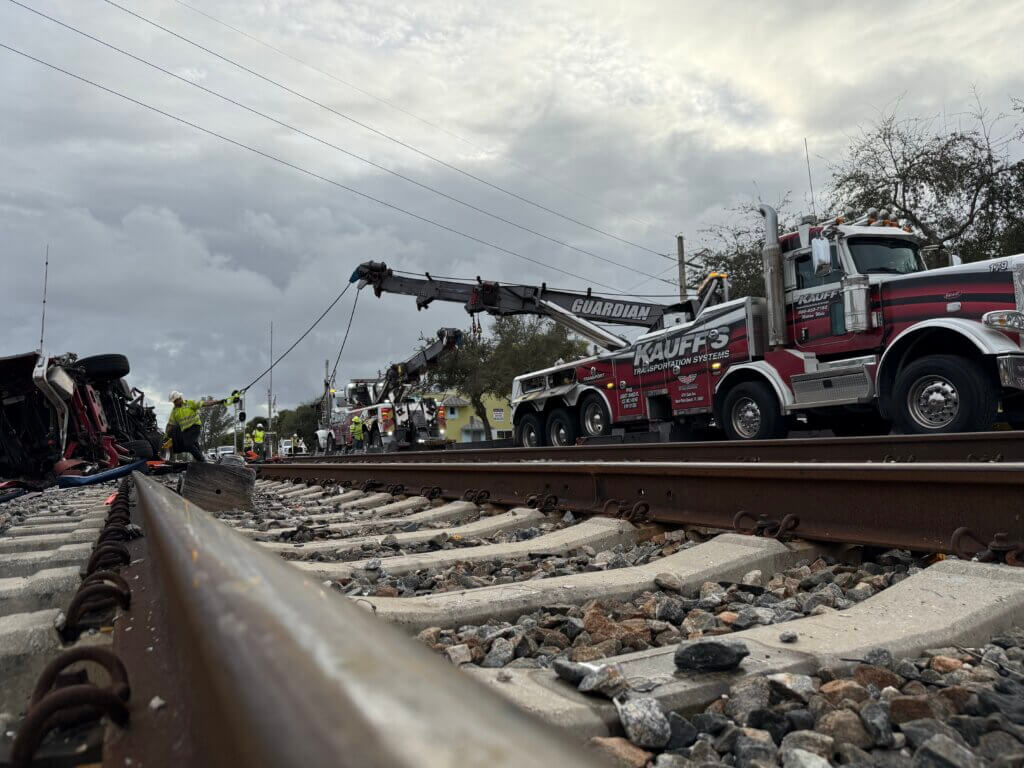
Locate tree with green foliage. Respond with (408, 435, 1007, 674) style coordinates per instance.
(199, 399, 235, 450)
(427, 317, 588, 439)
(693, 94, 1023, 297)
(695, 197, 794, 300)
(245, 399, 321, 453)
(829, 95, 1024, 262)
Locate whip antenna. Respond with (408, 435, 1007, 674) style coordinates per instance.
(39, 244, 50, 352)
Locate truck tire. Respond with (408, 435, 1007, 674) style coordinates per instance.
(721, 381, 787, 440)
(578, 393, 611, 438)
(514, 413, 544, 448)
(327, 435, 336, 453)
(892, 354, 997, 434)
(369, 428, 383, 449)
(126, 439, 154, 460)
(78, 354, 130, 381)
(546, 409, 577, 447)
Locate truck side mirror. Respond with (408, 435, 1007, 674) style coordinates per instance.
(811, 238, 832, 277)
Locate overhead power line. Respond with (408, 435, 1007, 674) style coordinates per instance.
(239, 284, 352, 393)
(8, 0, 677, 288)
(172, 0, 672, 239)
(0, 39, 623, 292)
(100, 0, 673, 262)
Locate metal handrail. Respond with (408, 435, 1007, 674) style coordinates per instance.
(132, 472, 594, 768)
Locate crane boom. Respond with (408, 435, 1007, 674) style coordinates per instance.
(350, 262, 691, 351)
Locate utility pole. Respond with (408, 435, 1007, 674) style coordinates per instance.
(267, 321, 273, 457)
(676, 235, 687, 301)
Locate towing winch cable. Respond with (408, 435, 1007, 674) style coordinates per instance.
(329, 288, 361, 387)
(238, 283, 353, 394)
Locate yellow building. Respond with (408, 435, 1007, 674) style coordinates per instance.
(440, 393, 513, 443)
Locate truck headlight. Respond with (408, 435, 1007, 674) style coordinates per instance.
(439, 429, 445, 435)
(983, 310, 1024, 331)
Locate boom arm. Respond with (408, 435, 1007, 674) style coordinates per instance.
(350, 262, 690, 351)
(376, 327, 462, 406)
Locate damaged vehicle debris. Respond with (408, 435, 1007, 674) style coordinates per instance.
(0, 351, 163, 486)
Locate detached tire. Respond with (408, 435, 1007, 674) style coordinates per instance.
(578, 393, 612, 439)
(126, 439, 154, 460)
(514, 413, 544, 447)
(78, 354, 130, 381)
(546, 408, 577, 447)
(892, 354, 997, 434)
(721, 381, 786, 440)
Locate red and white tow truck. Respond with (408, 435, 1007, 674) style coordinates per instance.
(353, 208, 1024, 444)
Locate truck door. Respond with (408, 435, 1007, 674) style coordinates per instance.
(788, 248, 882, 355)
(788, 246, 860, 353)
(611, 350, 647, 422)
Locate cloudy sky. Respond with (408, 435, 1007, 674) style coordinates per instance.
(3, 0, 1022, 424)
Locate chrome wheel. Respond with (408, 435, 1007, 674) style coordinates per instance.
(583, 401, 606, 436)
(549, 421, 570, 446)
(731, 396, 762, 439)
(907, 375, 960, 429)
(521, 423, 539, 447)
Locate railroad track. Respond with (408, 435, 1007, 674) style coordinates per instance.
(1, 461, 1023, 767)
(278, 430, 1024, 465)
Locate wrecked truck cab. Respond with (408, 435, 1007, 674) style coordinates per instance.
(0, 350, 162, 485)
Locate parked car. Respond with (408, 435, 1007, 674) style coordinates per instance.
(216, 445, 236, 458)
(0, 351, 162, 483)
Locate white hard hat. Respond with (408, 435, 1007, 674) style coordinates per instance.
(169, 391, 183, 402)
(256, 423, 264, 428)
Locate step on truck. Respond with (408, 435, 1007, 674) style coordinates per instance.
(352, 211, 1024, 445)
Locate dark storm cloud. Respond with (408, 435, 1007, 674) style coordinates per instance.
(2, 0, 1020, 424)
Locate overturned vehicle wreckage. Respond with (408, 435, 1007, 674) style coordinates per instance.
(0, 351, 163, 484)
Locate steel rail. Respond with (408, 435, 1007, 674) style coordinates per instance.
(281, 430, 1024, 465)
(257, 460, 1024, 554)
(121, 472, 594, 768)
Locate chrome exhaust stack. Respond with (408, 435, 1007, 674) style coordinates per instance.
(759, 204, 786, 348)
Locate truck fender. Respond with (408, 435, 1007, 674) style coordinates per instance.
(878, 318, 1021, 376)
(714, 361, 795, 411)
(875, 318, 1021, 410)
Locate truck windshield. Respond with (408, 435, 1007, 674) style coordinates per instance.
(848, 237, 924, 275)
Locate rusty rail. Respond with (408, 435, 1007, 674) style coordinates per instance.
(258, 460, 1024, 557)
(114, 472, 594, 768)
(279, 430, 1024, 465)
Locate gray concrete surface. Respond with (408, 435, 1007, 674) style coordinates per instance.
(363, 534, 826, 633)
(258, 507, 545, 555)
(293, 516, 638, 581)
(467, 559, 1024, 739)
(0, 567, 81, 615)
(246, 498, 469, 540)
(0, 543, 93, 578)
(0, 527, 100, 554)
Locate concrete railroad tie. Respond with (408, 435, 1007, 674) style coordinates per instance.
(292, 516, 638, 581)
(258, 506, 544, 555)
(246, 499, 473, 540)
(361, 534, 826, 634)
(465, 559, 1024, 739)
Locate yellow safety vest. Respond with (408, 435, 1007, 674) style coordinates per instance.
(253, 429, 265, 444)
(349, 420, 363, 440)
(168, 400, 202, 432)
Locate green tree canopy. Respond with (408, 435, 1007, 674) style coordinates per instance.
(427, 317, 588, 439)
